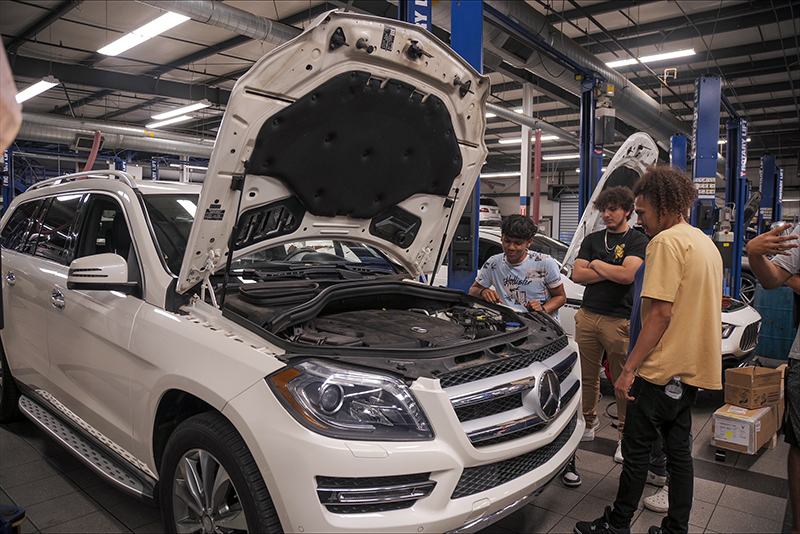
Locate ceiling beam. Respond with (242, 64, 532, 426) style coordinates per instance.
(4, 0, 84, 54)
(54, 88, 114, 115)
(12, 55, 231, 105)
(544, 0, 660, 24)
(144, 35, 252, 77)
(579, 1, 796, 55)
(97, 96, 169, 121)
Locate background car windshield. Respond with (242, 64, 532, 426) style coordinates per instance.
(143, 194, 198, 275)
(232, 240, 394, 271)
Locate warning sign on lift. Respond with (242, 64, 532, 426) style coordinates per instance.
(694, 176, 715, 199)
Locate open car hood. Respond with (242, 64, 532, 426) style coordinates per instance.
(561, 132, 658, 270)
(177, 11, 489, 294)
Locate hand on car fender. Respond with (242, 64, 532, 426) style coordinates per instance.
(481, 288, 501, 303)
(525, 300, 544, 312)
(747, 225, 798, 257)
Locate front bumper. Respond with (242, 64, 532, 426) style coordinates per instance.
(224, 343, 583, 533)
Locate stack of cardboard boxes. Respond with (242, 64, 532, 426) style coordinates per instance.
(711, 365, 787, 454)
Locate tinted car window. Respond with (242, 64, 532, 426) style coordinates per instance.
(1, 200, 41, 252)
(75, 195, 128, 259)
(33, 194, 82, 264)
(480, 198, 498, 207)
(529, 236, 567, 262)
(143, 194, 197, 275)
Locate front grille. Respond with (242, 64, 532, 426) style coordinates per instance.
(439, 337, 568, 388)
(451, 413, 577, 499)
(455, 394, 523, 422)
(739, 321, 761, 352)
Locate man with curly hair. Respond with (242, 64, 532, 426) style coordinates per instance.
(576, 166, 722, 534)
(571, 185, 648, 465)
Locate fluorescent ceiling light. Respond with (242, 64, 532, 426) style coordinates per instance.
(718, 139, 727, 145)
(482, 171, 521, 178)
(606, 48, 695, 69)
(543, 153, 581, 160)
(152, 100, 211, 121)
(514, 108, 524, 113)
(485, 112, 497, 118)
(15, 76, 59, 103)
(497, 135, 560, 144)
(146, 115, 193, 129)
(98, 11, 190, 56)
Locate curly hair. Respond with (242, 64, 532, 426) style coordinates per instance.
(593, 185, 635, 215)
(501, 214, 538, 240)
(632, 165, 697, 221)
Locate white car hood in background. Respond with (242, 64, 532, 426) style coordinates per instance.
(176, 11, 489, 293)
(561, 132, 658, 270)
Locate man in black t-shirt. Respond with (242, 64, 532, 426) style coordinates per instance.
(572, 185, 648, 462)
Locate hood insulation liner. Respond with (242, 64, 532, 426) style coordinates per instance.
(248, 70, 463, 220)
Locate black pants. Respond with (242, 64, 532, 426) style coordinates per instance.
(609, 377, 697, 534)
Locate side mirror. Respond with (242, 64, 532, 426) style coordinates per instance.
(67, 253, 137, 293)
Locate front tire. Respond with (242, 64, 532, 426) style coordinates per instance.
(0, 343, 22, 423)
(160, 412, 282, 533)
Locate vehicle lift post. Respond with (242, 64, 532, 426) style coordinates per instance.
(2, 149, 11, 215)
(444, 0, 483, 292)
(690, 76, 721, 236)
(757, 154, 782, 234)
(670, 135, 687, 172)
(724, 115, 748, 302)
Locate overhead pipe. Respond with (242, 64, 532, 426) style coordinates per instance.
(135, 0, 302, 44)
(17, 112, 214, 158)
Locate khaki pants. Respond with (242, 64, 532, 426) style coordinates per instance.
(575, 307, 630, 440)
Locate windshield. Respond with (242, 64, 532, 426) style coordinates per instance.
(231, 239, 396, 272)
(480, 198, 498, 207)
(144, 194, 198, 275)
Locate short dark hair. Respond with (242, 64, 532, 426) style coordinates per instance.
(501, 214, 538, 240)
(633, 165, 696, 221)
(593, 185, 635, 215)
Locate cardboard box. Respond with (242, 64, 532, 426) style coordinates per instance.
(711, 403, 778, 454)
(724, 367, 782, 409)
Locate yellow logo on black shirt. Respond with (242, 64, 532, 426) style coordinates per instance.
(615, 244, 625, 261)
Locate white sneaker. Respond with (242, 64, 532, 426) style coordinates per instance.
(614, 440, 623, 463)
(643, 486, 669, 513)
(646, 470, 667, 487)
(581, 420, 598, 442)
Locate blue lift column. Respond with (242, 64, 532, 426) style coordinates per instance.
(151, 157, 159, 181)
(670, 135, 687, 172)
(724, 118, 748, 300)
(447, 0, 483, 292)
(691, 76, 721, 235)
(2, 149, 11, 215)
(578, 77, 598, 216)
(757, 155, 780, 233)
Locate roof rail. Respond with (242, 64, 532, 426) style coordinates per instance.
(27, 170, 137, 192)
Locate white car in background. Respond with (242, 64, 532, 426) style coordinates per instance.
(439, 133, 762, 370)
(479, 197, 502, 225)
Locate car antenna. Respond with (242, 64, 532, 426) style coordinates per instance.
(218, 161, 249, 308)
(429, 187, 459, 286)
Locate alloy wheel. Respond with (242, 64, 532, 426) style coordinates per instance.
(172, 448, 249, 533)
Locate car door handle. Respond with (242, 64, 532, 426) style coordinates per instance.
(51, 289, 65, 310)
(5, 271, 15, 287)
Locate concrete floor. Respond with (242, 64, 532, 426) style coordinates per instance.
(0, 382, 792, 533)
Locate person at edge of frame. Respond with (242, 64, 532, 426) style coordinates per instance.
(746, 222, 800, 534)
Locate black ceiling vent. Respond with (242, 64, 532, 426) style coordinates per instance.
(249, 70, 462, 220)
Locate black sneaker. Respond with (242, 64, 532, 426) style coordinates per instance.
(562, 455, 582, 487)
(574, 506, 630, 534)
(647, 527, 663, 534)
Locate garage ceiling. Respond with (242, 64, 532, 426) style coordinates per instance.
(3, 0, 798, 189)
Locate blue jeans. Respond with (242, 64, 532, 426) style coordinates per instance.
(609, 377, 697, 534)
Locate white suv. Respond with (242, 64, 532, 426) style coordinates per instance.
(0, 12, 581, 534)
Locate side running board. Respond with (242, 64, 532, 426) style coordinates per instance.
(18, 396, 156, 502)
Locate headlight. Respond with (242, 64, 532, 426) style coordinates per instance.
(268, 359, 433, 441)
(722, 323, 736, 339)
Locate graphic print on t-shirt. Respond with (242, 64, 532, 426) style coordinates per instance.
(503, 267, 551, 306)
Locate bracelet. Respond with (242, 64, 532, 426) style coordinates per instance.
(480, 287, 488, 298)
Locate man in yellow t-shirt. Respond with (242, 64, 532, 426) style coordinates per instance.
(576, 166, 722, 534)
